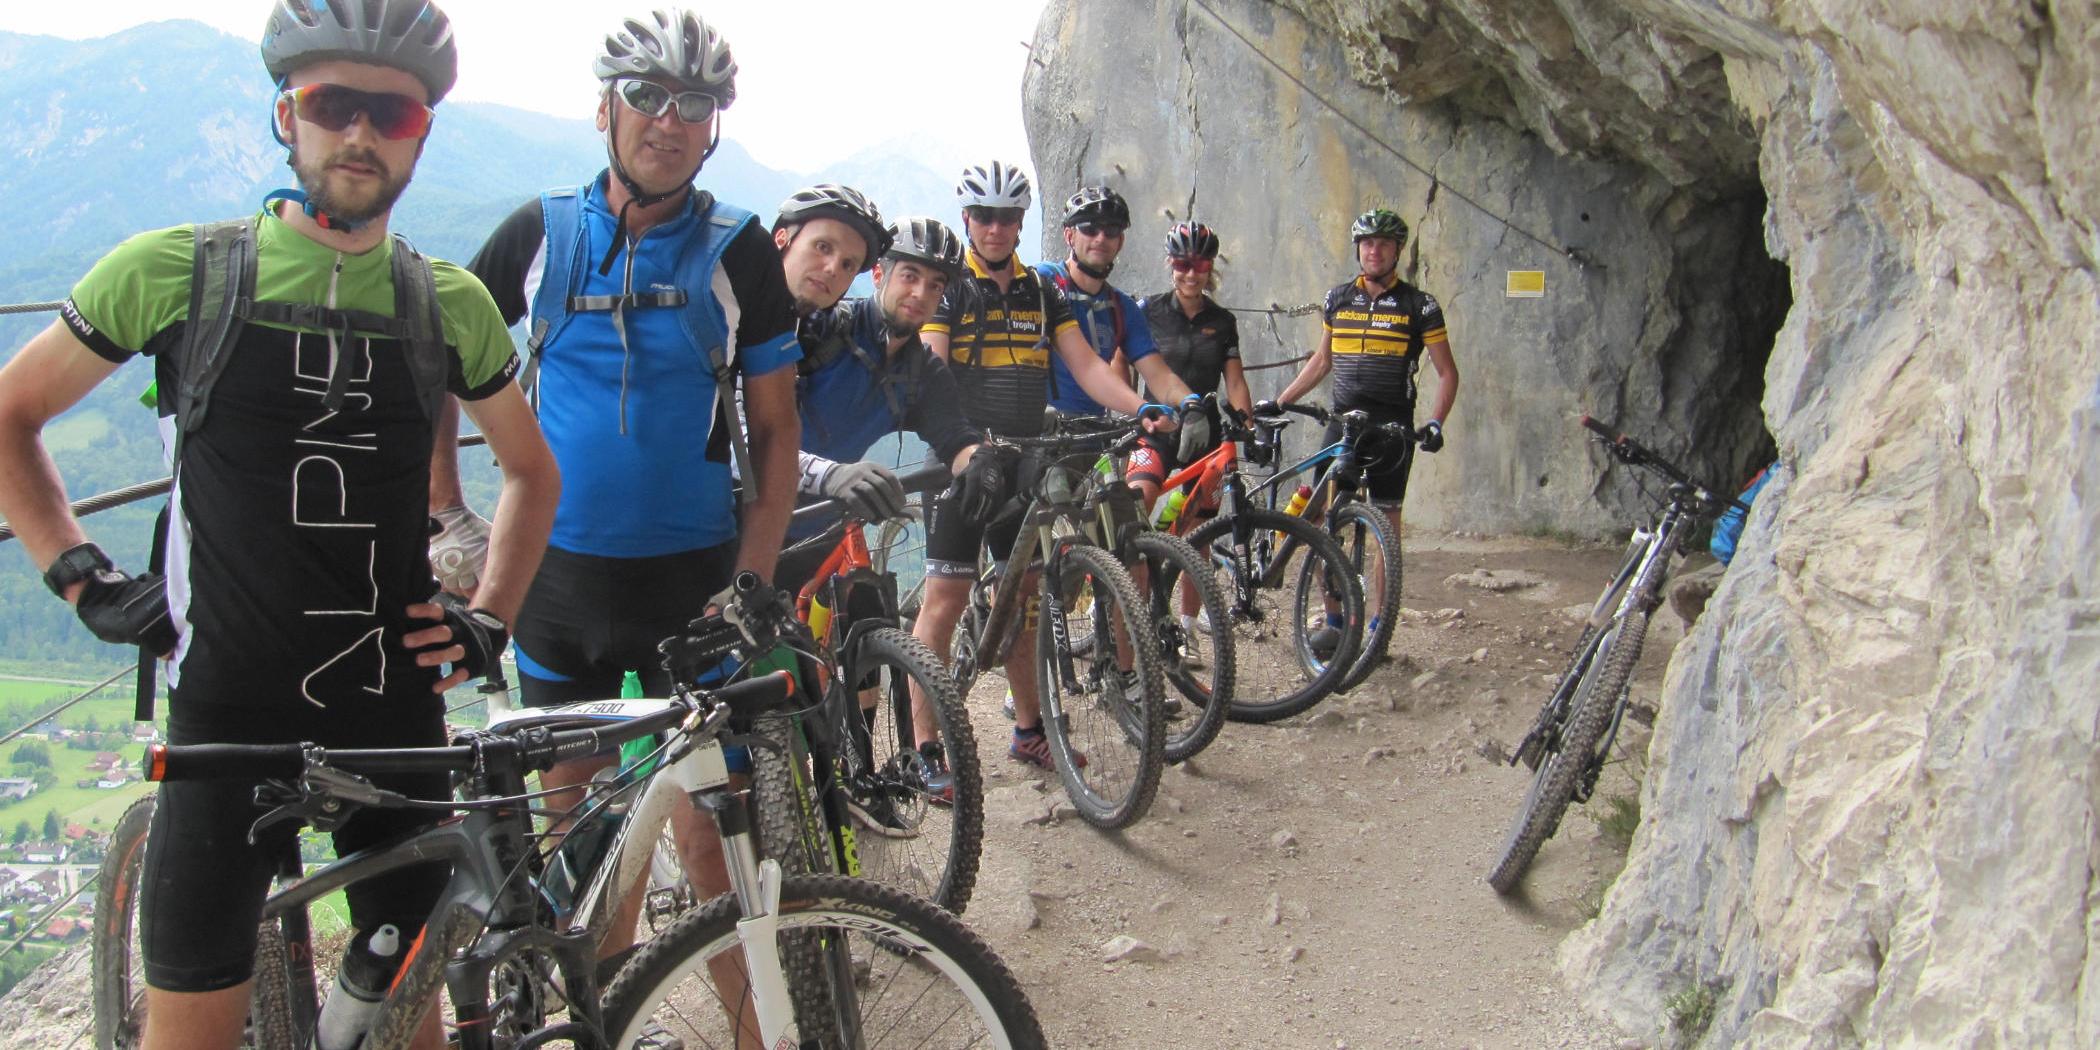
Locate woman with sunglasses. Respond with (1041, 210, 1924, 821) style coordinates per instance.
(1141, 222, 1253, 453)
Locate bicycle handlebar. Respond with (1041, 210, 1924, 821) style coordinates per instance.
(142, 671, 799, 784)
(1579, 414, 1747, 513)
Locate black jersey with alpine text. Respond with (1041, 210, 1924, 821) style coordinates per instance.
(922, 252, 1078, 437)
(1321, 275, 1447, 412)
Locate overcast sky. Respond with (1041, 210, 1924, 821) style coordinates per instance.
(0, 0, 1048, 175)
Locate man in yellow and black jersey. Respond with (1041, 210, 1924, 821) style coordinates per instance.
(1277, 207, 1458, 522)
(916, 160, 1205, 771)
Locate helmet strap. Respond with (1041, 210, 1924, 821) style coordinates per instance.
(264, 186, 370, 233)
(1070, 254, 1114, 281)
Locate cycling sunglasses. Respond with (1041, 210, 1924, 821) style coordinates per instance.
(966, 206, 1027, 227)
(280, 83, 434, 140)
(1170, 257, 1215, 274)
(1072, 222, 1126, 239)
(612, 77, 720, 124)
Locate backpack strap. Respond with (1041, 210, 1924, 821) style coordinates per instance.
(386, 232, 451, 428)
(174, 219, 259, 442)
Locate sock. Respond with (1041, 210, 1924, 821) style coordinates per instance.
(1368, 615, 1382, 634)
(1013, 724, 1044, 739)
(1325, 612, 1346, 629)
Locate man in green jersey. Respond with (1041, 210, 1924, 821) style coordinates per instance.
(0, 5, 557, 1050)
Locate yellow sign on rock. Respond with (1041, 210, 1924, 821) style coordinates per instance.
(1506, 270, 1546, 298)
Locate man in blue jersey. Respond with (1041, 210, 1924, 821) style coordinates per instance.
(425, 6, 800, 950)
(1038, 187, 1164, 418)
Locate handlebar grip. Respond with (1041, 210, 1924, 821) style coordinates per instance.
(898, 463, 955, 497)
(1282, 402, 1329, 423)
(711, 669, 798, 720)
(1579, 414, 1618, 439)
(145, 742, 306, 782)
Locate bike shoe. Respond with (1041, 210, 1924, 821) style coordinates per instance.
(633, 1022, 684, 1050)
(1121, 668, 1182, 719)
(846, 790, 920, 839)
(1010, 726, 1083, 770)
(1308, 623, 1343, 660)
(913, 740, 957, 805)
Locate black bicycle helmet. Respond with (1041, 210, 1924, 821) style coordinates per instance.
(1062, 186, 1130, 229)
(955, 161, 1032, 211)
(1350, 208, 1409, 245)
(884, 217, 966, 279)
(774, 185, 891, 271)
(595, 7, 737, 107)
(261, 0, 459, 104)
(1165, 221, 1220, 259)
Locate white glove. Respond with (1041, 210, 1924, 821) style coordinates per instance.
(429, 503, 491, 597)
(819, 461, 908, 521)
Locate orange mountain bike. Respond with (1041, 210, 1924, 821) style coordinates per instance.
(774, 464, 983, 914)
(1152, 399, 1365, 721)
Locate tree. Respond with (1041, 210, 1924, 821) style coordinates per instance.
(31, 769, 57, 791)
(8, 741, 52, 767)
(43, 809, 61, 840)
(9, 820, 28, 845)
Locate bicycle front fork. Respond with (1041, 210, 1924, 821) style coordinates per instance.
(692, 790, 799, 1047)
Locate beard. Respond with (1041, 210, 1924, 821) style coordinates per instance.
(292, 145, 412, 224)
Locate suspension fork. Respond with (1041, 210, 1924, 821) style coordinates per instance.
(693, 790, 801, 1048)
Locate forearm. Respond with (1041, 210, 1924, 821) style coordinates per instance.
(471, 468, 557, 623)
(1277, 355, 1328, 405)
(1225, 363, 1253, 415)
(428, 396, 469, 510)
(735, 417, 800, 582)
(0, 423, 87, 572)
(796, 451, 841, 497)
(1424, 342, 1458, 422)
(1132, 356, 1194, 406)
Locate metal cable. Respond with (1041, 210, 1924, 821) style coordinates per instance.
(0, 666, 131, 748)
(0, 301, 64, 316)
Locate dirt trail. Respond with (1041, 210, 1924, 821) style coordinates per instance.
(958, 532, 1678, 1048)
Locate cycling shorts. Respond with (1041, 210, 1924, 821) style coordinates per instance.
(513, 543, 738, 706)
(924, 491, 1025, 580)
(1326, 404, 1416, 506)
(141, 702, 449, 992)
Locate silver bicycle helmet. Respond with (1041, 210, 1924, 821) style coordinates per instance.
(1350, 208, 1409, 245)
(1062, 186, 1130, 229)
(884, 217, 966, 279)
(955, 161, 1032, 211)
(774, 185, 891, 271)
(595, 7, 738, 107)
(1165, 221, 1220, 259)
(261, 0, 459, 103)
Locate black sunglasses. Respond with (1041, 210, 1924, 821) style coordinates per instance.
(966, 207, 1026, 227)
(281, 83, 434, 140)
(612, 77, 720, 124)
(1073, 223, 1126, 239)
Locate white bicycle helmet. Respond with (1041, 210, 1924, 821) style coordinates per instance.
(595, 8, 737, 107)
(954, 161, 1032, 211)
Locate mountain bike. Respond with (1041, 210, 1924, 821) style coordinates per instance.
(1043, 410, 1235, 763)
(1146, 399, 1366, 722)
(945, 433, 1167, 829)
(1485, 415, 1750, 894)
(1248, 402, 1413, 692)
(776, 463, 984, 914)
(91, 590, 1046, 1050)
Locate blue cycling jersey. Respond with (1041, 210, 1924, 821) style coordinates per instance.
(1035, 262, 1158, 416)
(470, 177, 800, 558)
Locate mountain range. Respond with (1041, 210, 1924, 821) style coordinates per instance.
(0, 20, 960, 667)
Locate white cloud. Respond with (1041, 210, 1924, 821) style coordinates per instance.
(2, 0, 1046, 175)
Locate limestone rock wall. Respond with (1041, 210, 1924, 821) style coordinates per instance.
(1028, 0, 2100, 1046)
(1023, 0, 1783, 536)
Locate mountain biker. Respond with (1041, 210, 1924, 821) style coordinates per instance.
(776, 216, 1000, 801)
(772, 182, 890, 317)
(1275, 207, 1457, 653)
(912, 161, 1208, 770)
(0, 5, 559, 1050)
(424, 5, 801, 955)
(1036, 186, 1164, 417)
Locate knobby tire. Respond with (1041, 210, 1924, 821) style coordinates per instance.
(1038, 543, 1165, 828)
(843, 627, 984, 914)
(1188, 508, 1364, 723)
(1132, 531, 1234, 763)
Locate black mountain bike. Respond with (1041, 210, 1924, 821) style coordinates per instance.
(1485, 416, 1749, 894)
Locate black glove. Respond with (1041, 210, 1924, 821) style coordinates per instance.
(1419, 420, 1445, 454)
(952, 446, 1008, 524)
(820, 461, 908, 521)
(76, 569, 177, 656)
(1253, 399, 1281, 419)
(1175, 396, 1213, 463)
(431, 591, 508, 680)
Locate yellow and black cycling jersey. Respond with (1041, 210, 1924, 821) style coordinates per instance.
(1321, 274, 1448, 412)
(925, 251, 1079, 437)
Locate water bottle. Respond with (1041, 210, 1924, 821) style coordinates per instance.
(617, 671, 661, 779)
(315, 924, 403, 1050)
(806, 591, 834, 644)
(1281, 484, 1314, 518)
(1150, 488, 1189, 528)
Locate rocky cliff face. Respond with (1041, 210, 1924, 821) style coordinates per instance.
(1027, 0, 2099, 1046)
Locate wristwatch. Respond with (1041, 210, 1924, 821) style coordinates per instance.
(44, 542, 114, 598)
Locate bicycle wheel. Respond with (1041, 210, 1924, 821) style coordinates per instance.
(748, 714, 841, 1037)
(1486, 609, 1649, 893)
(1188, 508, 1363, 722)
(1036, 542, 1165, 828)
(1131, 531, 1233, 763)
(94, 794, 300, 1050)
(602, 874, 1046, 1050)
(842, 626, 984, 914)
(1325, 500, 1402, 692)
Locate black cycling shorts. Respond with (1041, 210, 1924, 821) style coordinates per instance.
(1326, 404, 1416, 506)
(924, 492, 1025, 579)
(513, 543, 738, 706)
(141, 700, 449, 992)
